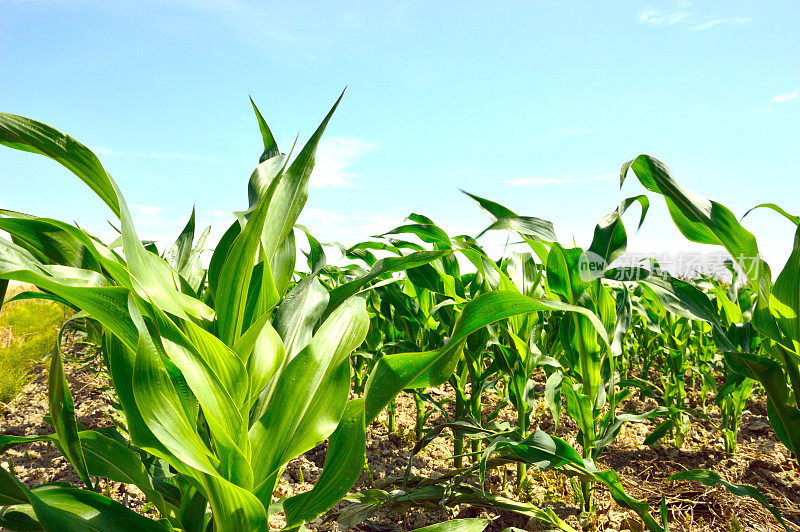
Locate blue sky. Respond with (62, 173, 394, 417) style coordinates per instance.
(1, 1, 798, 274)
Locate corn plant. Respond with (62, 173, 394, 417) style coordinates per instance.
(619, 155, 796, 530)
(0, 96, 392, 531)
(369, 193, 672, 531)
(695, 269, 759, 453)
(621, 155, 800, 462)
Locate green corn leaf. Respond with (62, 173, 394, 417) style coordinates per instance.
(545, 372, 563, 429)
(595, 407, 671, 455)
(0, 216, 103, 272)
(283, 399, 367, 527)
(587, 195, 649, 267)
(144, 308, 250, 477)
(259, 91, 343, 269)
(381, 221, 452, 248)
(180, 225, 210, 293)
(249, 96, 280, 163)
(77, 431, 168, 516)
(1, 467, 173, 532)
(492, 433, 664, 531)
(246, 135, 286, 210)
(620, 155, 783, 343)
(245, 319, 286, 411)
(462, 190, 518, 219)
(667, 469, 790, 532)
(216, 170, 282, 346)
(724, 350, 800, 457)
(771, 224, 800, 350)
(111, 178, 214, 324)
(0, 466, 28, 506)
(742, 203, 799, 226)
(207, 219, 241, 302)
(0, 429, 177, 517)
(643, 419, 676, 446)
(611, 286, 632, 357)
(101, 330, 175, 461)
(640, 274, 734, 352)
(165, 208, 196, 271)
(476, 216, 557, 242)
(131, 322, 220, 477)
(48, 343, 93, 490)
(593, 469, 664, 532)
(275, 275, 330, 361)
(0, 113, 120, 217)
(0, 114, 212, 322)
(409, 519, 490, 532)
(0, 213, 132, 287)
(561, 377, 596, 449)
(249, 296, 369, 503)
(546, 244, 591, 302)
(27, 486, 174, 532)
(322, 250, 451, 322)
(178, 486, 207, 532)
(0, 278, 7, 314)
(621, 155, 760, 280)
(194, 473, 267, 532)
(0, 504, 40, 530)
(364, 291, 609, 423)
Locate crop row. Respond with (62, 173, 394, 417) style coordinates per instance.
(0, 94, 797, 531)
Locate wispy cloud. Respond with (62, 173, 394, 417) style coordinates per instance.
(311, 137, 379, 188)
(298, 207, 398, 245)
(637, 1, 751, 31)
(772, 90, 799, 103)
(94, 145, 229, 163)
(505, 173, 614, 187)
(131, 204, 165, 225)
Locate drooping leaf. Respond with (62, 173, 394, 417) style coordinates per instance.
(0, 113, 120, 217)
(48, 343, 93, 490)
(283, 399, 367, 527)
(668, 469, 790, 532)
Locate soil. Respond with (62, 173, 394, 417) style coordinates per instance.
(1, 338, 798, 532)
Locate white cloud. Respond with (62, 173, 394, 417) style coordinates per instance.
(310, 137, 379, 188)
(505, 173, 614, 187)
(772, 90, 799, 103)
(131, 204, 165, 226)
(637, 2, 751, 31)
(93, 145, 228, 163)
(298, 207, 397, 243)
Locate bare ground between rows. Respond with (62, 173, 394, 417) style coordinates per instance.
(0, 345, 798, 531)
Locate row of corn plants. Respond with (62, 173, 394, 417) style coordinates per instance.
(0, 96, 796, 531)
(325, 166, 796, 529)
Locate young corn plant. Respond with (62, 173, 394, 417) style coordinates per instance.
(393, 193, 672, 531)
(698, 269, 760, 454)
(360, 214, 495, 458)
(329, 232, 461, 438)
(621, 155, 800, 462)
(0, 96, 388, 531)
(476, 194, 675, 517)
(620, 155, 798, 530)
(632, 286, 694, 447)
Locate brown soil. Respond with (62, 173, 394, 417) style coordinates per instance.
(1, 341, 798, 532)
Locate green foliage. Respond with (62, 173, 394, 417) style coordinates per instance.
(0, 101, 793, 532)
(0, 296, 71, 403)
(0, 95, 400, 531)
